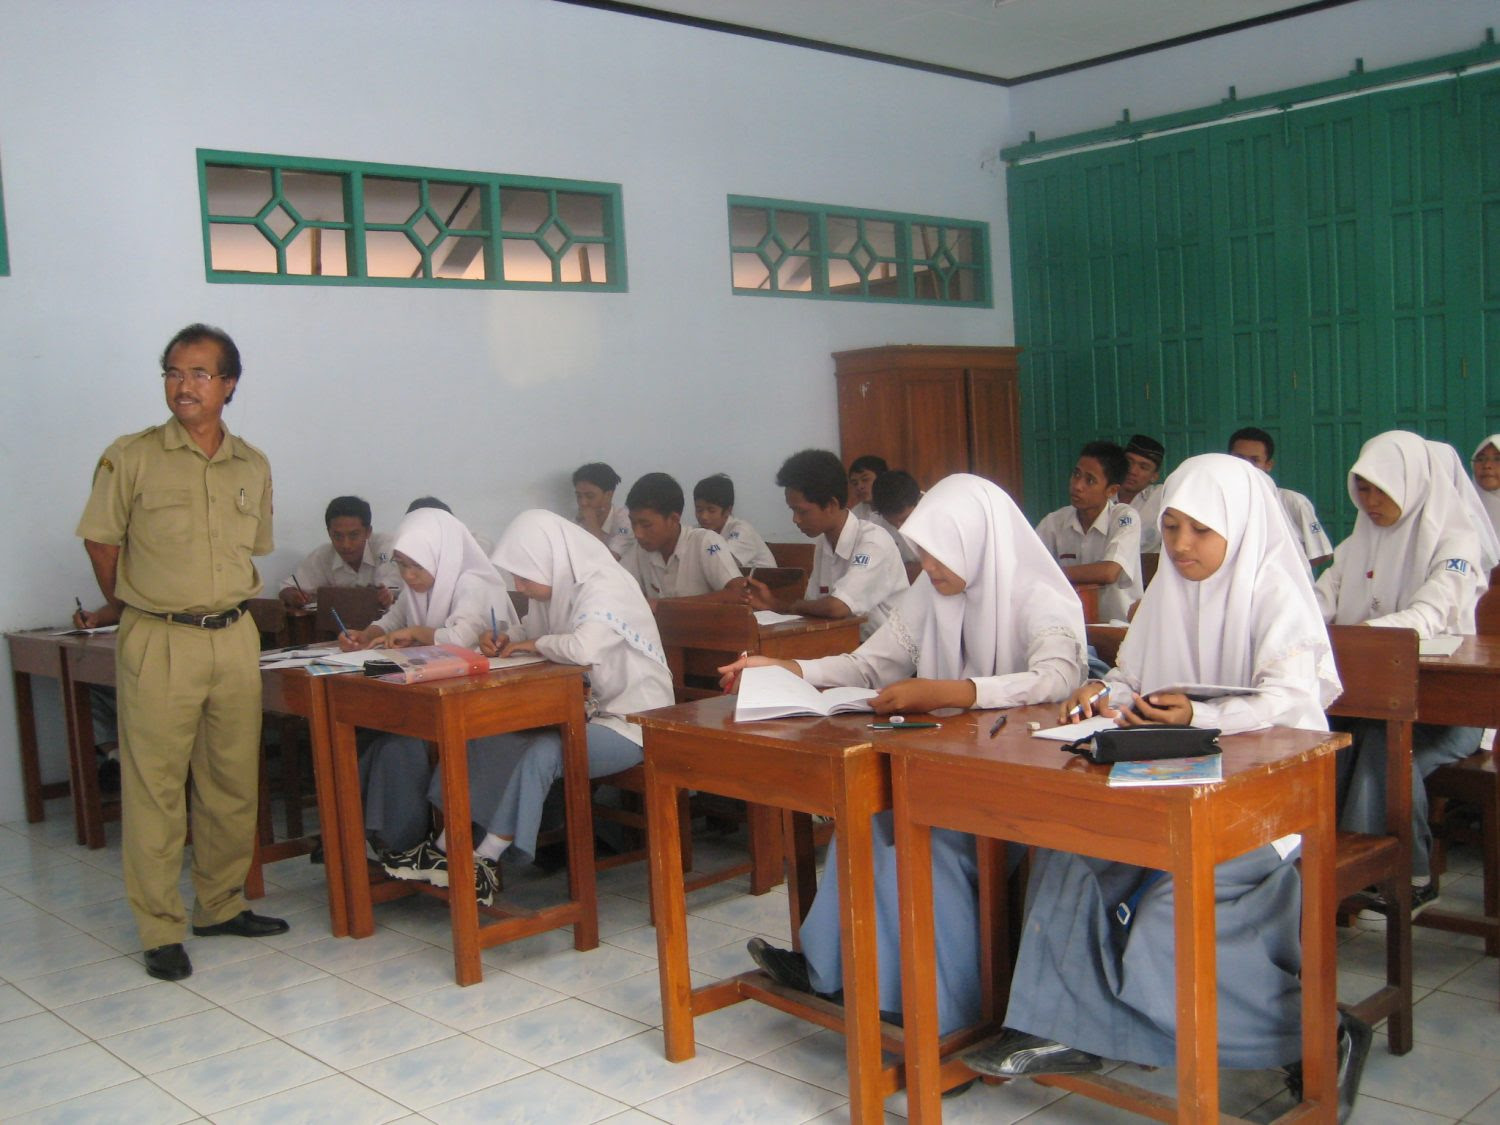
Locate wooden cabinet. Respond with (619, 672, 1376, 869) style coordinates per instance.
(833, 345, 1023, 505)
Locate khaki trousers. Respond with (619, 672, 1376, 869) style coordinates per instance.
(116, 608, 262, 948)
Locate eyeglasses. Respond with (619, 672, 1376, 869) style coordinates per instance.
(161, 368, 223, 385)
(1473, 455, 1500, 467)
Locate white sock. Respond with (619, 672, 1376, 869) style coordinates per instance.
(434, 830, 446, 854)
(477, 834, 512, 862)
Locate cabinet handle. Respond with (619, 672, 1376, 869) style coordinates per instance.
(1291, 369, 1298, 390)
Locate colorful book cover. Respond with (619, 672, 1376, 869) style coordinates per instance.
(1107, 754, 1224, 787)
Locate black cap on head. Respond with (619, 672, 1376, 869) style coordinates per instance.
(1124, 434, 1164, 466)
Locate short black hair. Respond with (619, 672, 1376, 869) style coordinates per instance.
(693, 473, 735, 509)
(1079, 441, 1129, 487)
(777, 449, 848, 509)
(872, 470, 921, 517)
(405, 496, 452, 514)
(625, 472, 684, 517)
(1228, 426, 1275, 460)
(324, 496, 372, 527)
(849, 454, 888, 477)
(572, 462, 621, 492)
(161, 323, 241, 399)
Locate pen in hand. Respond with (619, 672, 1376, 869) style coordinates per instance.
(74, 596, 86, 625)
(491, 608, 500, 648)
(331, 606, 351, 640)
(1063, 684, 1110, 722)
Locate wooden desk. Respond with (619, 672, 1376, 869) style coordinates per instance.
(327, 662, 597, 986)
(887, 706, 1346, 1123)
(7, 628, 81, 823)
(1071, 582, 1103, 624)
(1417, 635, 1500, 727)
(62, 634, 123, 849)
(638, 695, 899, 1125)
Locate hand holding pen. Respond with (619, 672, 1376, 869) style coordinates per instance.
(1059, 681, 1113, 724)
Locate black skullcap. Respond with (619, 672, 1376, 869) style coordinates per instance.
(1124, 434, 1164, 466)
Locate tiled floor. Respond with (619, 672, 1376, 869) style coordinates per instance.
(1, 802, 1497, 1123)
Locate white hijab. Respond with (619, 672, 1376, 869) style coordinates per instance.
(892, 474, 1085, 680)
(1430, 439, 1499, 579)
(1327, 431, 1481, 633)
(491, 510, 669, 715)
(1473, 435, 1500, 547)
(1118, 454, 1339, 727)
(391, 507, 507, 630)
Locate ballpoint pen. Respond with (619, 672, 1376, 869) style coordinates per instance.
(1063, 684, 1110, 722)
(988, 713, 1008, 737)
(331, 606, 351, 638)
(491, 607, 499, 645)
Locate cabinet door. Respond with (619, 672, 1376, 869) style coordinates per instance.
(967, 366, 1023, 504)
(836, 365, 969, 490)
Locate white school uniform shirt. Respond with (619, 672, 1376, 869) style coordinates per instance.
(806, 513, 909, 640)
(280, 532, 399, 593)
(869, 511, 920, 565)
(576, 504, 633, 558)
(1126, 483, 1164, 554)
(717, 514, 776, 568)
(619, 526, 741, 598)
(1034, 499, 1143, 622)
(1277, 488, 1333, 562)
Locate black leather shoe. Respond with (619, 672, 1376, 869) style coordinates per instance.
(1285, 1011, 1372, 1123)
(144, 943, 192, 981)
(191, 910, 290, 938)
(961, 1028, 1102, 1077)
(747, 937, 813, 993)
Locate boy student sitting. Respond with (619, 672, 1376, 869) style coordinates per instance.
(572, 461, 633, 558)
(746, 449, 908, 640)
(1228, 427, 1334, 567)
(619, 472, 744, 604)
(871, 469, 923, 566)
(1119, 434, 1165, 553)
(847, 454, 888, 520)
(1034, 441, 1144, 622)
(693, 473, 775, 568)
(279, 495, 399, 609)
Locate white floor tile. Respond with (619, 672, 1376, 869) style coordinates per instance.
(0, 981, 45, 1022)
(179, 949, 328, 1004)
(641, 1060, 845, 1124)
(398, 969, 566, 1032)
(1360, 1039, 1500, 1119)
(1412, 988, 1500, 1060)
(17, 953, 161, 1007)
(470, 996, 649, 1066)
(348, 1034, 533, 1110)
(285, 928, 428, 974)
(210, 1072, 409, 1124)
(8, 1076, 197, 1124)
(55, 980, 215, 1038)
(425, 1067, 627, 1124)
(285, 1002, 457, 1069)
(100, 1006, 269, 1072)
(225, 975, 389, 1036)
(0, 1042, 139, 1116)
(691, 998, 821, 1060)
(0, 1010, 88, 1064)
(152, 1038, 333, 1115)
(338, 946, 460, 1000)
(550, 1029, 739, 1105)
(501, 938, 656, 995)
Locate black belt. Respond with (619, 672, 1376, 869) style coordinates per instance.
(138, 602, 247, 629)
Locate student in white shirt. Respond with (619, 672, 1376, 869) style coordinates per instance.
(846, 453, 887, 521)
(1228, 426, 1334, 567)
(1316, 431, 1483, 908)
(1120, 434, 1165, 553)
(1474, 435, 1500, 541)
(870, 468, 922, 567)
(406, 495, 495, 556)
(1034, 441, 1143, 622)
(278, 495, 399, 609)
(746, 449, 908, 640)
(975, 455, 1367, 1118)
(572, 461, 633, 558)
(618, 472, 743, 604)
(692, 473, 776, 568)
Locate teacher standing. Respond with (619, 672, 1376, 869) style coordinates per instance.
(76, 323, 287, 981)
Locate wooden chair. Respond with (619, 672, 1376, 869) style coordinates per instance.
(246, 597, 289, 648)
(1085, 623, 1126, 668)
(1071, 581, 1102, 624)
(1326, 624, 1419, 1054)
(313, 585, 385, 641)
(741, 566, 806, 604)
(767, 542, 815, 599)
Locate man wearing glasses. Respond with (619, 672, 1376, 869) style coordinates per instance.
(75, 323, 287, 981)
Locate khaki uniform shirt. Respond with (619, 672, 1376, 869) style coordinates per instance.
(76, 417, 274, 614)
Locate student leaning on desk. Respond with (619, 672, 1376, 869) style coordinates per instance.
(278, 494, 399, 610)
(721, 473, 1087, 1038)
(617, 471, 745, 607)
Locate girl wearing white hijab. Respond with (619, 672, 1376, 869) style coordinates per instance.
(357, 509, 522, 860)
(721, 474, 1087, 1035)
(1315, 431, 1483, 893)
(1471, 434, 1500, 553)
(968, 455, 1359, 1101)
(378, 511, 674, 903)
(1429, 439, 1499, 581)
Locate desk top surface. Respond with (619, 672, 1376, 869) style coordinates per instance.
(1419, 634, 1500, 672)
(323, 658, 586, 700)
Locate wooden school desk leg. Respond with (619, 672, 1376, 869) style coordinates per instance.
(835, 760, 884, 1125)
(561, 709, 599, 951)
(331, 717, 375, 938)
(893, 759, 943, 1125)
(645, 750, 695, 1061)
(63, 665, 105, 849)
(1173, 816, 1219, 1123)
(245, 836, 266, 899)
(304, 683, 348, 937)
(1299, 758, 1339, 1118)
(13, 670, 47, 823)
(437, 712, 482, 987)
(784, 810, 818, 952)
(747, 801, 785, 894)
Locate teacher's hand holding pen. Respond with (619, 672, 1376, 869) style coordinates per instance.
(72, 598, 121, 630)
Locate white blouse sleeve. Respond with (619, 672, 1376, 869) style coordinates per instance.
(797, 622, 915, 689)
(433, 577, 521, 649)
(1182, 648, 1323, 735)
(1364, 560, 1477, 637)
(533, 617, 616, 668)
(372, 593, 411, 635)
(971, 629, 1085, 708)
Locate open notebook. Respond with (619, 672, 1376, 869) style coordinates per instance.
(734, 665, 877, 722)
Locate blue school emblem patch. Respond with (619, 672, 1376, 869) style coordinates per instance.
(1444, 558, 1471, 574)
(707, 544, 721, 555)
(852, 553, 870, 566)
(1118, 513, 1133, 526)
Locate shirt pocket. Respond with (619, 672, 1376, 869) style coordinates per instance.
(137, 488, 194, 545)
(229, 480, 265, 551)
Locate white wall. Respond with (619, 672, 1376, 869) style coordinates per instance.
(1006, 0, 1499, 148)
(0, 0, 1014, 822)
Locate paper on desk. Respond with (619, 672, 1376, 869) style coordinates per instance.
(1418, 634, 1462, 657)
(753, 610, 805, 626)
(259, 644, 338, 667)
(48, 625, 118, 636)
(487, 654, 547, 670)
(1031, 714, 1117, 741)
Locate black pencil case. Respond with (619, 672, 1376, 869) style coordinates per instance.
(1065, 724, 1221, 764)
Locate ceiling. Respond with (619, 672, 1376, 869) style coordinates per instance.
(562, 0, 1356, 84)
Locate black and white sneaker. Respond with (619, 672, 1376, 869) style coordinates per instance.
(1356, 880, 1438, 921)
(474, 854, 500, 907)
(746, 937, 813, 993)
(961, 1028, 1102, 1077)
(382, 838, 449, 887)
(1286, 1012, 1371, 1123)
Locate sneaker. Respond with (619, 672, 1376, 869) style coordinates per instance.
(1286, 1012, 1371, 1123)
(474, 854, 499, 907)
(961, 1028, 1102, 1078)
(382, 838, 449, 887)
(1355, 880, 1438, 921)
(746, 937, 813, 993)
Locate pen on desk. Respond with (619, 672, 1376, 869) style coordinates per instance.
(1063, 684, 1110, 722)
(988, 713, 1008, 737)
(330, 606, 351, 639)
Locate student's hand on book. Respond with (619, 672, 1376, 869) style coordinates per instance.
(500, 638, 539, 658)
(279, 587, 310, 609)
(717, 653, 794, 693)
(871, 678, 976, 715)
(1117, 692, 1192, 727)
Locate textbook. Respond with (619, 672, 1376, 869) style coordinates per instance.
(734, 664, 877, 722)
(368, 644, 490, 683)
(1107, 754, 1223, 787)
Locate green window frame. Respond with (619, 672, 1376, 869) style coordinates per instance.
(197, 149, 626, 291)
(728, 195, 990, 306)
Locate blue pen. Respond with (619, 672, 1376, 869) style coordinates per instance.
(491, 607, 499, 644)
(331, 606, 351, 638)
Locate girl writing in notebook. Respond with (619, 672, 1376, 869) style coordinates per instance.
(375, 510, 674, 905)
(719, 473, 1087, 1038)
(971, 454, 1366, 1118)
